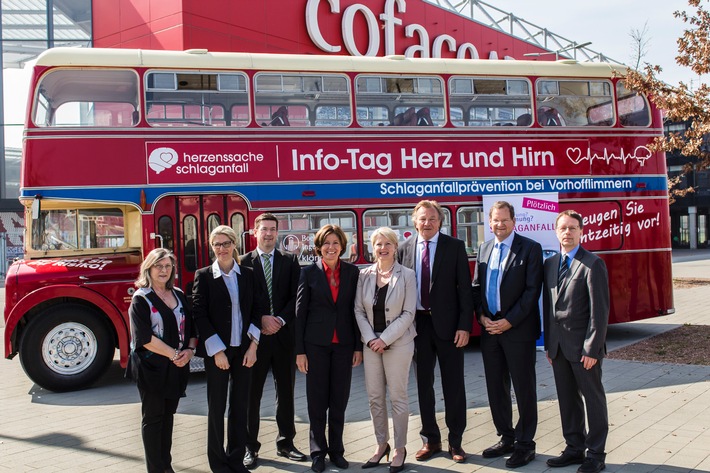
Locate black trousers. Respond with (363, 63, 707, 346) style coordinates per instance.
(247, 332, 297, 452)
(480, 333, 538, 450)
(204, 346, 251, 473)
(138, 388, 180, 473)
(304, 342, 354, 458)
(552, 354, 608, 461)
(414, 313, 467, 448)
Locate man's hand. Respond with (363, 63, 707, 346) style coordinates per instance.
(261, 315, 283, 335)
(454, 330, 470, 348)
(296, 354, 308, 374)
(486, 318, 512, 335)
(581, 355, 598, 370)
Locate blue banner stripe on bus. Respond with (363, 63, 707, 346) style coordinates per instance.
(23, 176, 668, 205)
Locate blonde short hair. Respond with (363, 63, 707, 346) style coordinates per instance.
(135, 248, 177, 289)
(369, 227, 399, 260)
(210, 225, 240, 261)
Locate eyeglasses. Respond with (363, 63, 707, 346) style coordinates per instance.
(153, 263, 173, 272)
(212, 241, 234, 249)
(557, 226, 580, 233)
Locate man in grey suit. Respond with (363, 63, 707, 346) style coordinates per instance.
(398, 200, 473, 464)
(472, 201, 543, 468)
(543, 210, 610, 473)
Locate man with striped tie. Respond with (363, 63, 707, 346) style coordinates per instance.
(543, 210, 610, 473)
(241, 213, 306, 469)
(472, 201, 543, 468)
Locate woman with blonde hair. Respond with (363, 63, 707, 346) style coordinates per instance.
(354, 227, 417, 473)
(192, 225, 269, 473)
(128, 248, 197, 473)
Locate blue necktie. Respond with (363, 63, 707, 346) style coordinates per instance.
(487, 242, 504, 313)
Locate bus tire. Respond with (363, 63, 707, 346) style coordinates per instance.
(18, 305, 114, 392)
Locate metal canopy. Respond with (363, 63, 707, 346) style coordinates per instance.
(2, 0, 91, 69)
(424, 0, 623, 64)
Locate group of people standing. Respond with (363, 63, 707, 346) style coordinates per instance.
(127, 199, 610, 473)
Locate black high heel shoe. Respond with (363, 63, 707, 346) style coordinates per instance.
(362, 444, 391, 469)
(389, 448, 406, 473)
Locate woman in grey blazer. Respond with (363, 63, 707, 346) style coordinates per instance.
(354, 227, 417, 473)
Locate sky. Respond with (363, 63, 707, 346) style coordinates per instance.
(493, 0, 703, 87)
(2, 1, 705, 149)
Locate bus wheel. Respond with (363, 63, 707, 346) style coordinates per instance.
(19, 306, 114, 392)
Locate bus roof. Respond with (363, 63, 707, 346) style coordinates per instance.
(35, 47, 627, 79)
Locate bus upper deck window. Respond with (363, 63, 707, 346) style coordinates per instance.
(536, 79, 614, 127)
(617, 82, 650, 127)
(356, 75, 445, 127)
(34, 69, 139, 128)
(449, 77, 532, 127)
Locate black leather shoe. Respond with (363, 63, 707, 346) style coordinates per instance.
(243, 449, 258, 470)
(330, 453, 349, 469)
(505, 449, 535, 468)
(482, 440, 515, 458)
(577, 458, 605, 473)
(547, 451, 585, 468)
(312, 455, 326, 473)
(277, 446, 307, 462)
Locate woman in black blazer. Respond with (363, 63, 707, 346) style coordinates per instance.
(192, 225, 268, 473)
(296, 224, 363, 473)
(128, 248, 197, 473)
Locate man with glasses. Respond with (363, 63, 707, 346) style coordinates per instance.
(472, 201, 543, 468)
(543, 210, 610, 473)
(241, 213, 306, 469)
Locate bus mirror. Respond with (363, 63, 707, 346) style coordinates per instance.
(31, 196, 41, 220)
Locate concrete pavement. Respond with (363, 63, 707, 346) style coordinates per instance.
(0, 251, 708, 472)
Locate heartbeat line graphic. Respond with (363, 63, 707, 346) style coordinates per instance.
(566, 146, 652, 167)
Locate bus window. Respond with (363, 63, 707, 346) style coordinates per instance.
(183, 215, 198, 272)
(456, 207, 485, 257)
(316, 105, 352, 126)
(536, 79, 613, 127)
(362, 208, 452, 262)
(449, 77, 532, 127)
(254, 73, 351, 127)
(355, 75, 445, 127)
(158, 216, 174, 251)
(271, 211, 357, 265)
(230, 213, 245, 256)
(31, 207, 126, 251)
(617, 82, 650, 127)
(206, 213, 221, 261)
(33, 69, 139, 127)
(145, 71, 248, 127)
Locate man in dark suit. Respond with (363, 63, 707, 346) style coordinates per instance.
(241, 213, 306, 469)
(192, 225, 270, 473)
(472, 201, 543, 468)
(398, 200, 473, 463)
(543, 210, 610, 473)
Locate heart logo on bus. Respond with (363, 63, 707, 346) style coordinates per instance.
(148, 147, 179, 174)
(566, 147, 585, 165)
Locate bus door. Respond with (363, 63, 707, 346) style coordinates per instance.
(154, 194, 248, 295)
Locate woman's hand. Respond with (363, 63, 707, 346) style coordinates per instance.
(214, 350, 230, 370)
(368, 338, 387, 354)
(173, 349, 193, 367)
(296, 354, 308, 374)
(352, 350, 363, 367)
(243, 342, 258, 368)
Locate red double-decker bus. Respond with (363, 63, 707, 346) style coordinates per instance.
(4, 48, 673, 391)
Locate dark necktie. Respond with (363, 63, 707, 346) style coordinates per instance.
(558, 254, 569, 287)
(262, 253, 274, 315)
(421, 240, 431, 310)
